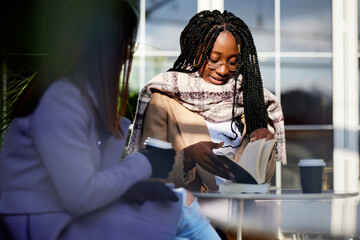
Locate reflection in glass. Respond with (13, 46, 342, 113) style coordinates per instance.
(225, 0, 275, 52)
(258, 57, 275, 93)
(281, 0, 332, 52)
(145, 0, 197, 51)
(129, 56, 177, 92)
(145, 56, 177, 83)
(281, 58, 332, 125)
(277, 130, 333, 190)
(129, 56, 140, 92)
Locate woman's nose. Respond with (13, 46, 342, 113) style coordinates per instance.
(216, 64, 230, 76)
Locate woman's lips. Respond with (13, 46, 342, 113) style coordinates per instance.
(210, 75, 226, 83)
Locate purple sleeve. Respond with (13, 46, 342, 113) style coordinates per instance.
(31, 81, 151, 215)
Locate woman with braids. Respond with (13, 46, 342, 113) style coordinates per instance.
(128, 9, 286, 192)
(0, 1, 221, 239)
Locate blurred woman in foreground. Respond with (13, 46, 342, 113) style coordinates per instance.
(0, 1, 219, 239)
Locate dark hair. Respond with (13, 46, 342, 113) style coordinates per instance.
(13, 0, 138, 138)
(169, 10, 268, 138)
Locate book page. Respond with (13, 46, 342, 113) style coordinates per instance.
(258, 139, 276, 183)
(237, 138, 265, 183)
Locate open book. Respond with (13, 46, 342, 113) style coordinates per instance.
(217, 138, 276, 193)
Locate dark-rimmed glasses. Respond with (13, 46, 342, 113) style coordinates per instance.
(207, 59, 237, 72)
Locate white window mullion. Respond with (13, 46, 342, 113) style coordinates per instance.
(210, 0, 223, 12)
(345, 0, 359, 193)
(139, 0, 146, 92)
(274, 0, 282, 190)
(198, 0, 210, 12)
(332, 0, 359, 193)
(198, 0, 223, 12)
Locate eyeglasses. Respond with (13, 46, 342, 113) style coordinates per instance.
(207, 58, 237, 72)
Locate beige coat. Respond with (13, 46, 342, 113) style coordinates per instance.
(141, 92, 275, 192)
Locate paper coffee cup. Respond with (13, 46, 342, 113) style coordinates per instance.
(144, 137, 173, 149)
(298, 159, 325, 193)
(298, 159, 326, 167)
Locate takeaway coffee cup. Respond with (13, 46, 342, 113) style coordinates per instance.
(298, 159, 326, 193)
(144, 137, 173, 150)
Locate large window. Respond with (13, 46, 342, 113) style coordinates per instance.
(131, 0, 359, 191)
(130, 0, 196, 92)
(225, 0, 333, 189)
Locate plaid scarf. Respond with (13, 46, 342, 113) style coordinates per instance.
(127, 71, 286, 164)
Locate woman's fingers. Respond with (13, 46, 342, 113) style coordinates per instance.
(209, 141, 224, 149)
(250, 128, 274, 142)
(199, 160, 234, 180)
(204, 153, 234, 180)
(184, 141, 234, 180)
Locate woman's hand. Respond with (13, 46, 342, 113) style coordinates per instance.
(250, 128, 274, 142)
(183, 141, 234, 180)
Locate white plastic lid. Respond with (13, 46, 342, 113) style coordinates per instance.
(144, 137, 173, 149)
(298, 159, 326, 167)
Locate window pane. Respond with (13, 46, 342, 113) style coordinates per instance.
(225, 0, 275, 52)
(277, 130, 333, 189)
(129, 56, 177, 92)
(281, 0, 332, 52)
(145, 56, 177, 83)
(281, 58, 332, 125)
(129, 56, 140, 92)
(145, 0, 197, 51)
(259, 57, 275, 93)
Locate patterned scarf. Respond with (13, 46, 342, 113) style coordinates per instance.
(127, 71, 287, 164)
